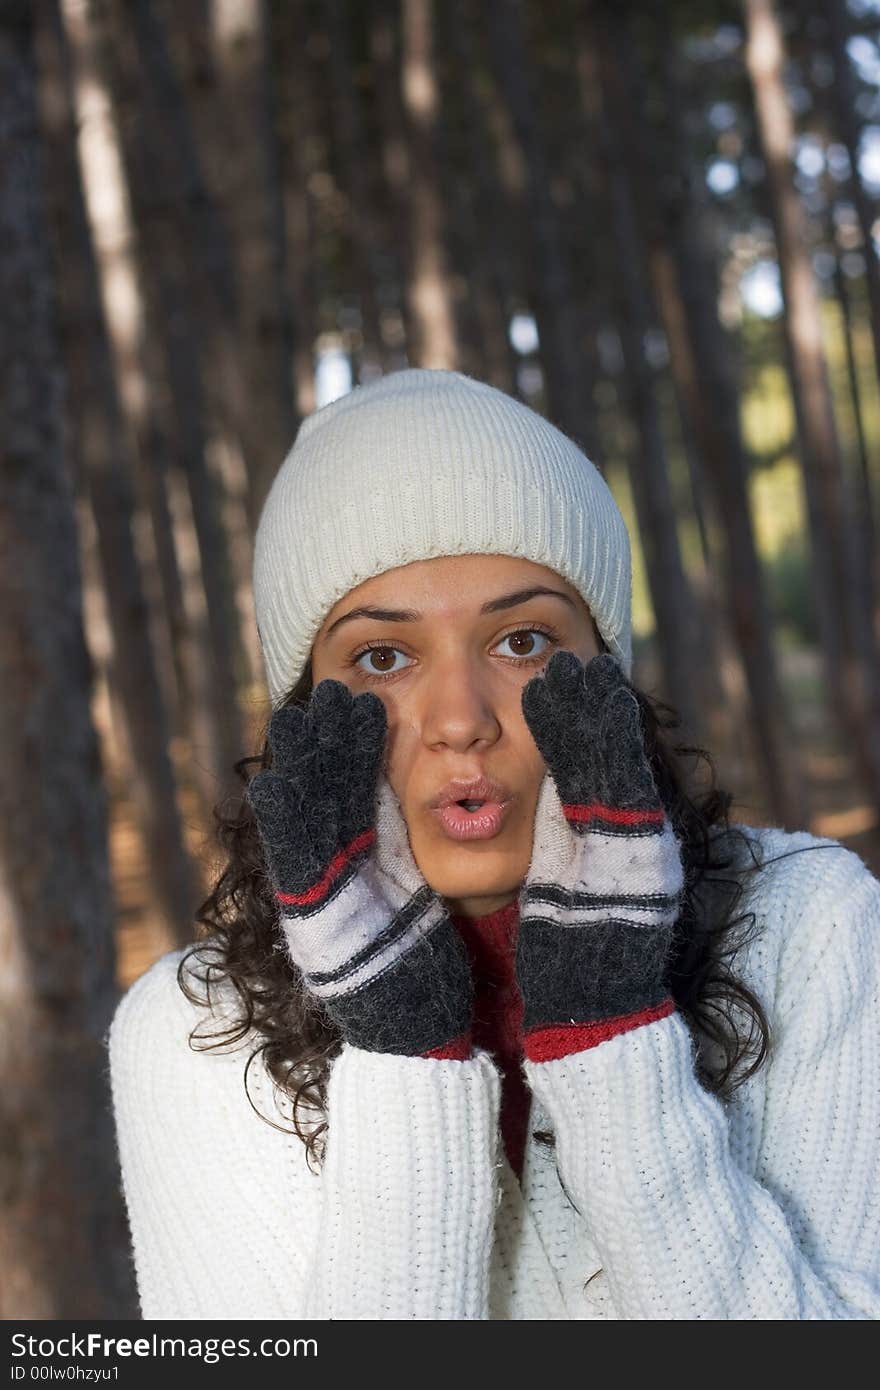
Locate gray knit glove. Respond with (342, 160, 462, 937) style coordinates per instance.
(247, 679, 473, 1057)
(516, 651, 685, 1062)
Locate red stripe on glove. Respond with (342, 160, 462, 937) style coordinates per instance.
(561, 801, 666, 827)
(421, 1030, 473, 1061)
(276, 826, 376, 906)
(523, 997, 676, 1061)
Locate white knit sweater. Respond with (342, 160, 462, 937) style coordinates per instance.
(107, 824, 880, 1319)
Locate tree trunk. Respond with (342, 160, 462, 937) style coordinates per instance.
(528, 0, 609, 459)
(123, 0, 268, 540)
(98, 0, 249, 807)
(399, 0, 459, 366)
(644, 15, 809, 827)
(799, 0, 880, 813)
(583, 11, 708, 745)
(830, 249, 878, 655)
(368, 0, 417, 363)
(52, 0, 201, 941)
(485, 0, 599, 456)
(425, 0, 523, 387)
(824, 218, 880, 794)
(169, 0, 298, 524)
(744, 0, 880, 814)
(0, 1, 136, 1317)
(822, 0, 880, 397)
(428, 2, 491, 381)
(437, 0, 521, 394)
(323, 0, 396, 377)
(270, 0, 321, 414)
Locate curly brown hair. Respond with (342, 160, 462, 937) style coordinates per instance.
(176, 640, 794, 1173)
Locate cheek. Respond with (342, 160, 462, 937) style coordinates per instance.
(377, 707, 413, 793)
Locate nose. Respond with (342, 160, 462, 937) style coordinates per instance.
(417, 658, 505, 750)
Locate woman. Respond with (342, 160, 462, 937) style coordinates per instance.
(108, 367, 880, 1319)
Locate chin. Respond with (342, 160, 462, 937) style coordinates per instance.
(442, 889, 517, 922)
(418, 857, 525, 905)
(408, 814, 529, 894)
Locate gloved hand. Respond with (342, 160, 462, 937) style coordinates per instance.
(247, 679, 473, 1058)
(516, 650, 685, 1062)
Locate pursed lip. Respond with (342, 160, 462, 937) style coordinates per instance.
(428, 774, 513, 809)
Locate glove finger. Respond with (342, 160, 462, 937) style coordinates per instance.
(521, 664, 567, 760)
(536, 650, 606, 757)
(349, 689, 388, 770)
(247, 769, 338, 881)
(268, 710, 328, 813)
(522, 656, 598, 800)
(597, 683, 661, 807)
(342, 692, 388, 840)
(246, 769, 289, 840)
(541, 647, 585, 690)
(563, 652, 645, 799)
(302, 681, 371, 839)
(540, 649, 589, 724)
(265, 704, 309, 775)
(310, 672, 352, 718)
(581, 650, 627, 711)
(308, 678, 353, 762)
(268, 682, 390, 868)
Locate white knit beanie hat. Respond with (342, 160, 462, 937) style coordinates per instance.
(253, 368, 632, 708)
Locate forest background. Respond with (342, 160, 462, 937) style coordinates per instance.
(2, 0, 880, 1318)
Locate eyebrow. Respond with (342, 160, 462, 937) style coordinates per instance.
(321, 585, 577, 643)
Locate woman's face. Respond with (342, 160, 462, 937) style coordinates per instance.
(311, 554, 602, 918)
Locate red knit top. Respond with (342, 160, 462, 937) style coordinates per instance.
(448, 901, 530, 1180)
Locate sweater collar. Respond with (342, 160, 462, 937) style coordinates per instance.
(448, 899, 520, 983)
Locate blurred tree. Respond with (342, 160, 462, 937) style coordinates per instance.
(434, 1, 519, 390)
(120, 0, 269, 543)
(0, 0, 136, 1317)
(99, 0, 250, 807)
(400, 0, 459, 365)
(271, 0, 323, 412)
(427, 0, 500, 382)
(582, 4, 708, 744)
(820, 0, 880, 394)
(367, 0, 419, 362)
(744, 0, 880, 815)
(486, 0, 599, 455)
(324, 0, 398, 376)
(642, 7, 808, 826)
(534, 1, 607, 438)
(48, 0, 200, 937)
(168, 0, 299, 523)
(798, 0, 880, 817)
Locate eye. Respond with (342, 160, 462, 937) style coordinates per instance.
(351, 626, 560, 682)
(352, 644, 411, 680)
(495, 627, 557, 661)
